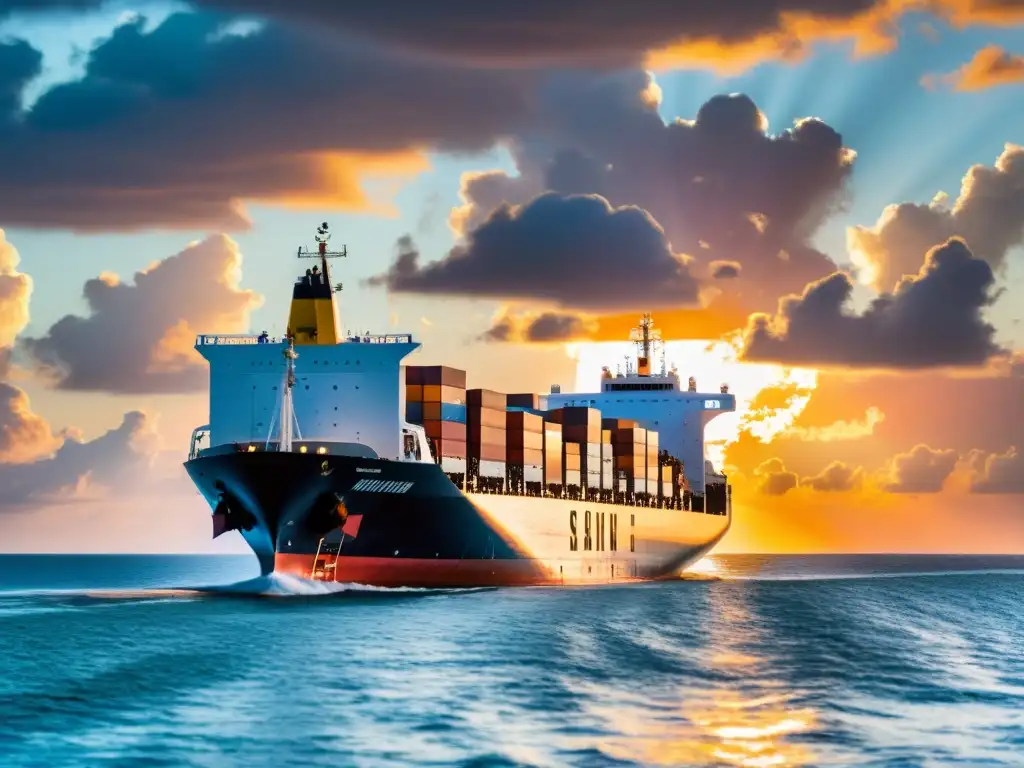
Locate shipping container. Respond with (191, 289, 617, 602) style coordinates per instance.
(564, 453, 581, 472)
(507, 393, 543, 409)
(524, 464, 543, 484)
(562, 424, 602, 443)
(475, 459, 506, 479)
(631, 477, 648, 495)
(423, 420, 467, 441)
(439, 455, 467, 475)
(662, 481, 673, 499)
(547, 406, 601, 427)
(469, 442, 506, 462)
(543, 425, 563, 486)
(506, 410, 544, 433)
(423, 402, 467, 423)
(507, 446, 543, 465)
(430, 437, 467, 459)
(601, 457, 614, 491)
(406, 383, 423, 401)
(467, 388, 507, 410)
(469, 423, 506, 445)
(420, 384, 466, 404)
(580, 443, 601, 474)
(615, 454, 647, 474)
(564, 442, 580, 456)
(564, 469, 582, 487)
(613, 427, 648, 446)
(469, 406, 506, 429)
(602, 417, 637, 430)
(405, 401, 424, 423)
(507, 429, 543, 450)
(407, 365, 467, 388)
(661, 465, 673, 482)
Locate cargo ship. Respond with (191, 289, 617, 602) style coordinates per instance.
(184, 224, 736, 587)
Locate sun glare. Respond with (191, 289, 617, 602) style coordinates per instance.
(569, 340, 818, 468)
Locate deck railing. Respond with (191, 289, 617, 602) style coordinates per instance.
(194, 333, 414, 346)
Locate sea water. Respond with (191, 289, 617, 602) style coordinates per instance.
(1, 554, 1022, 767)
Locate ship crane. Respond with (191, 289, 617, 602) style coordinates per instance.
(266, 339, 303, 452)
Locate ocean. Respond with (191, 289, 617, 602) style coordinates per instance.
(1, 555, 1023, 767)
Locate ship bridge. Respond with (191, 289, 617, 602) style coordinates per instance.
(192, 223, 421, 462)
(546, 314, 735, 494)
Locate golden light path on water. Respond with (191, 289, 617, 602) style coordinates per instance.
(558, 561, 819, 766)
(568, 339, 818, 470)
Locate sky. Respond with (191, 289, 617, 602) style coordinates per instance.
(0, 0, 1022, 555)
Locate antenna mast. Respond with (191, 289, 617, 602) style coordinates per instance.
(279, 340, 301, 452)
(297, 222, 347, 294)
(629, 314, 662, 377)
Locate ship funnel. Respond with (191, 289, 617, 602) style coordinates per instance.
(287, 222, 347, 346)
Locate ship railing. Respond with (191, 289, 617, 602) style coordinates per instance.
(344, 333, 414, 344)
(195, 334, 269, 346)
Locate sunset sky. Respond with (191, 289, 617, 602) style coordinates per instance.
(1, 1, 1022, 555)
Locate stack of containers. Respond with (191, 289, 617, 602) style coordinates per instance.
(563, 442, 581, 489)
(405, 366, 467, 465)
(600, 428, 614, 494)
(646, 429, 660, 500)
(661, 465, 674, 504)
(613, 425, 648, 496)
(506, 411, 544, 493)
(549, 407, 602, 491)
(543, 421, 563, 493)
(467, 388, 507, 481)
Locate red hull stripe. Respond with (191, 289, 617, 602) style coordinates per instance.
(277, 554, 583, 588)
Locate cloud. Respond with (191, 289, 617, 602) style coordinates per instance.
(968, 447, 1024, 494)
(802, 461, 864, 492)
(880, 444, 959, 493)
(785, 407, 885, 442)
(0, 411, 159, 509)
(23, 234, 263, 393)
(0, 230, 31, 349)
(754, 458, 798, 496)
(741, 237, 1004, 369)
(0, 11, 548, 231)
(847, 144, 1024, 291)
(188, 1, 1024, 71)
(0, 381, 62, 464)
(448, 86, 855, 312)
(371, 194, 699, 312)
(924, 45, 1024, 91)
(481, 309, 599, 344)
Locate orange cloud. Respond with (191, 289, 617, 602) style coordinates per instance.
(924, 45, 1024, 90)
(0, 230, 31, 349)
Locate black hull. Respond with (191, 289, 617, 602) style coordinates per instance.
(185, 451, 730, 587)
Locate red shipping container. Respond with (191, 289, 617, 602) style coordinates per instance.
(506, 411, 544, 433)
(421, 384, 466, 404)
(433, 438, 467, 458)
(423, 420, 467, 441)
(602, 417, 637, 430)
(469, 443, 506, 462)
(467, 389, 507, 410)
(563, 424, 601, 443)
(406, 384, 423, 401)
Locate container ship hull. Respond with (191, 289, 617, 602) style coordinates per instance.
(186, 450, 730, 588)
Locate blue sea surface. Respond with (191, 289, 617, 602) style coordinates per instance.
(1, 554, 1023, 767)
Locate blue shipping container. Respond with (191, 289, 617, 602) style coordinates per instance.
(406, 402, 424, 423)
(441, 403, 467, 423)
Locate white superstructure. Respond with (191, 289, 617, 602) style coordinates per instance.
(195, 332, 419, 461)
(546, 315, 735, 493)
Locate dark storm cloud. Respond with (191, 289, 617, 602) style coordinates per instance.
(849, 144, 1024, 291)
(450, 85, 855, 311)
(0, 11, 542, 231)
(188, 1, 1024, 67)
(881, 444, 959, 493)
(481, 310, 596, 343)
(371, 193, 699, 312)
(741, 238, 1004, 369)
(23, 235, 262, 393)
